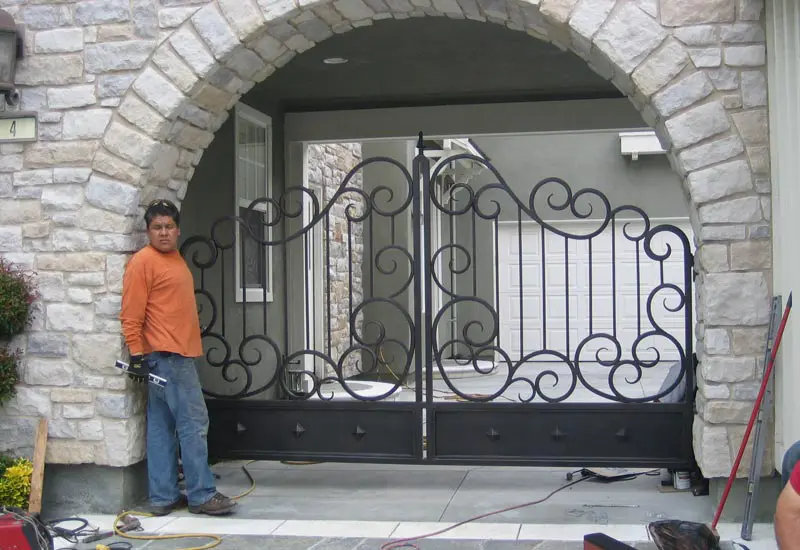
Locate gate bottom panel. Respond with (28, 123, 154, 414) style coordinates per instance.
(430, 404, 694, 468)
(207, 400, 423, 462)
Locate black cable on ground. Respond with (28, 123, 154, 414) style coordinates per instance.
(379, 475, 592, 550)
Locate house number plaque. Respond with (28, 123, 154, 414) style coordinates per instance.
(0, 112, 37, 142)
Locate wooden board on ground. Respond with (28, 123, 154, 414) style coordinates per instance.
(28, 417, 48, 514)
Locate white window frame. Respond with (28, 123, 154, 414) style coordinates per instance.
(234, 103, 274, 304)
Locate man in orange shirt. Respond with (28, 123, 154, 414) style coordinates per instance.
(120, 199, 236, 517)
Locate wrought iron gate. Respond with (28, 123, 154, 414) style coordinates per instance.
(181, 133, 695, 468)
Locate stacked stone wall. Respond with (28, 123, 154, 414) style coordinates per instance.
(0, 0, 772, 478)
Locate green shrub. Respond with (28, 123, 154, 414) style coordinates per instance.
(0, 347, 20, 406)
(0, 257, 37, 339)
(0, 454, 15, 477)
(0, 457, 33, 509)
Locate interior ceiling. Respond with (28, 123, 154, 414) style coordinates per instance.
(250, 18, 621, 112)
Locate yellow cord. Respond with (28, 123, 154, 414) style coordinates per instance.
(105, 460, 258, 550)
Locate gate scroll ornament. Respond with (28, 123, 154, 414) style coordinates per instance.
(180, 132, 695, 467)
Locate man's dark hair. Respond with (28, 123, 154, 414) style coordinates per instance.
(144, 199, 181, 228)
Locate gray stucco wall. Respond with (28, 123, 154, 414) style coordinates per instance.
(469, 131, 689, 221)
(179, 100, 286, 400)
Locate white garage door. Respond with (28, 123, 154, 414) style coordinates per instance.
(497, 219, 693, 364)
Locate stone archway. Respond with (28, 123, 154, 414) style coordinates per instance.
(3, 0, 770, 483)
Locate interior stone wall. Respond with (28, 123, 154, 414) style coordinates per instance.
(306, 142, 365, 379)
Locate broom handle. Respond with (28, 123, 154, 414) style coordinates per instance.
(711, 292, 793, 530)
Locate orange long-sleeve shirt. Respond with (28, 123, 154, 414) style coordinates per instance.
(120, 245, 203, 358)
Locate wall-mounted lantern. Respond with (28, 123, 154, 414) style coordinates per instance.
(0, 9, 23, 106)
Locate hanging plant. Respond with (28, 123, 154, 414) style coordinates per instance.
(0, 347, 20, 406)
(0, 257, 37, 339)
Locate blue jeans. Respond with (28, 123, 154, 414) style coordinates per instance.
(146, 352, 216, 507)
(782, 440, 800, 488)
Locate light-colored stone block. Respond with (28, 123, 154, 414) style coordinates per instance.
(46, 303, 94, 332)
(25, 358, 75, 386)
(159, 7, 201, 28)
(594, 4, 666, 75)
(704, 272, 770, 326)
(740, 71, 767, 108)
(687, 160, 752, 204)
(568, 0, 614, 41)
(707, 68, 739, 91)
(72, 334, 123, 372)
(152, 46, 201, 94)
(699, 196, 762, 224)
(192, 4, 241, 61)
(218, 0, 265, 41)
(133, 67, 187, 118)
(15, 55, 84, 86)
(660, 0, 734, 26)
(14, 169, 53, 187)
(85, 175, 140, 216)
(48, 85, 96, 110)
(688, 47, 721, 68)
(0, 226, 22, 252)
(119, 94, 171, 139)
(730, 240, 771, 270)
(103, 121, 161, 168)
(698, 244, 728, 273)
(702, 356, 754, 383)
(25, 141, 97, 168)
(78, 206, 135, 234)
(678, 135, 744, 172)
(653, 71, 714, 117)
(694, 419, 733, 477)
(170, 27, 218, 78)
(53, 229, 92, 252)
(62, 403, 94, 419)
(226, 48, 267, 80)
(737, 0, 763, 21)
(0, 199, 41, 224)
(85, 40, 156, 73)
(732, 109, 768, 145)
(721, 23, 764, 44)
(93, 149, 145, 185)
(665, 101, 730, 149)
(724, 45, 765, 67)
(35, 28, 84, 54)
(705, 328, 731, 354)
(62, 109, 112, 140)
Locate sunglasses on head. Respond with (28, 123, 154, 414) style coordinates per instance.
(148, 199, 176, 209)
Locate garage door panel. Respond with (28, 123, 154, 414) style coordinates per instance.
(497, 221, 692, 364)
(503, 264, 542, 289)
(543, 262, 581, 288)
(504, 295, 541, 320)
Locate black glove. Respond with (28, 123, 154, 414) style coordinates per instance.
(127, 355, 150, 383)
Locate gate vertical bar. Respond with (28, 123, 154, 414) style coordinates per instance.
(414, 133, 434, 459)
(412, 134, 427, 405)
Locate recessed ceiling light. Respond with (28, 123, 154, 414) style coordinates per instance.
(323, 57, 348, 65)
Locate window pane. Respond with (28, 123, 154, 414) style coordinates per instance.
(240, 206, 265, 290)
(256, 164, 264, 198)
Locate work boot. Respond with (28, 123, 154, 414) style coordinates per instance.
(149, 494, 188, 516)
(188, 492, 238, 516)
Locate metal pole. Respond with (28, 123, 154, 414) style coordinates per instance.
(741, 295, 782, 540)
